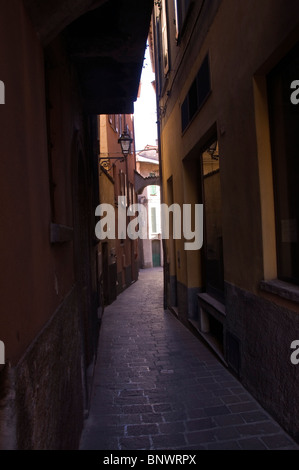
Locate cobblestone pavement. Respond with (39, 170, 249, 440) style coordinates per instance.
(79, 268, 298, 450)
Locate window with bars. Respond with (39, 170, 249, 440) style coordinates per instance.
(267, 42, 299, 285)
(161, 0, 169, 76)
(181, 54, 211, 132)
(174, 0, 193, 41)
(119, 170, 127, 203)
(151, 207, 158, 234)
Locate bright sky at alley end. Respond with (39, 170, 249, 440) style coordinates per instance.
(134, 44, 158, 152)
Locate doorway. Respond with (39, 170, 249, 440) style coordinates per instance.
(152, 239, 161, 267)
(201, 139, 225, 302)
(102, 242, 109, 305)
(166, 177, 178, 308)
(197, 137, 226, 362)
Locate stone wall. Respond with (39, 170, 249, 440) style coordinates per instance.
(0, 366, 16, 450)
(226, 283, 299, 442)
(1, 288, 84, 450)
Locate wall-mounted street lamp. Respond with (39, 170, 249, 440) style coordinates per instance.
(99, 130, 133, 172)
(118, 131, 133, 157)
(118, 131, 133, 210)
(207, 140, 219, 160)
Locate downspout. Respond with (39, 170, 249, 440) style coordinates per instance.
(156, 101, 167, 310)
(151, 9, 167, 309)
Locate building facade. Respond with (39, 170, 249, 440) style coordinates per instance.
(136, 145, 163, 269)
(153, 0, 299, 441)
(0, 0, 152, 449)
(98, 113, 139, 306)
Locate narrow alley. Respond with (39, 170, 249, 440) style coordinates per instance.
(79, 268, 298, 451)
(1, 0, 299, 453)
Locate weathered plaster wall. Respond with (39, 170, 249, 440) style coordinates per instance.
(0, 1, 95, 449)
(15, 289, 83, 450)
(157, 0, 299, 440)
(0, 0, 53, 366)
(226, 283, 299, 441)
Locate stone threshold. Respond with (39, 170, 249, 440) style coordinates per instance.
(189, 318, 228, 367)
(168, 306, 179, 318)
(197, 293, 226, 317)
(188, 293, 227, 366)
(260, 279, 299, 304)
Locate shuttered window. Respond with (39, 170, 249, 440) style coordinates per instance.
(181, 54, 211, 132)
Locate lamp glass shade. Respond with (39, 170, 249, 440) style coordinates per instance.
(118, 132, 133, 155)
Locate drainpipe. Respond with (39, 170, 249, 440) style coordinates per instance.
(155, 83, 167, 311)
(158, 122, 167, 310)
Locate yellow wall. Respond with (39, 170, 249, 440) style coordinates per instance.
(159, 0, 299, 294)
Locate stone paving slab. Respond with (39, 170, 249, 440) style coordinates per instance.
(79, 268, 298, 451)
